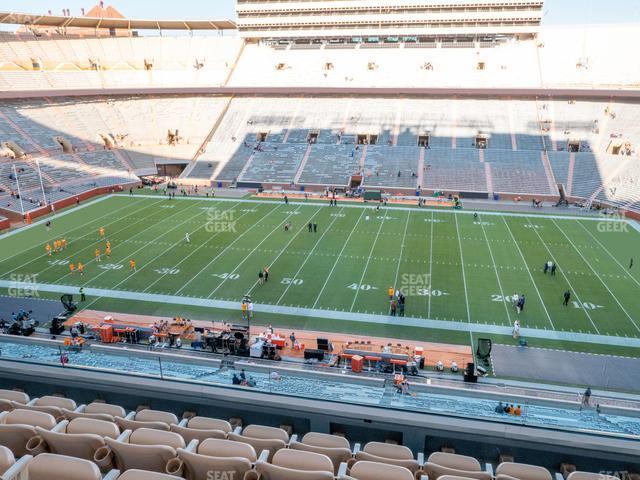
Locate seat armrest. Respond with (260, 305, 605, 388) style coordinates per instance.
(555, 473, 565, 480)
(27, 398, 38, 406)
(288, 434, 298, 446)
(338, 462, 348, 477)
(352, 443, 361, 455)
(0, 411, 9, 422)
(1, 454, 32, 479)
(186, 439, 199, 452)
(233, 426, 242, 435)
(125, 411, 136, 420)
(116, 429, 132, 443)
(103, 469, 121, 480)
(75, 404, 86, 413)
(419, 475, 428, 480)
(52, 419, 69, 433)
(485, 463, 494, 476)
(178, 418, 188, 427)
(417, 452, 424, 467)
(257, 450, 270, 463)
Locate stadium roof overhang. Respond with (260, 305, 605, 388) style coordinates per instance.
(0, 11, 236, 31)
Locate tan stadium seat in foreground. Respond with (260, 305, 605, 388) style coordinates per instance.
(428, 452, 482, 471)
(424, 462, 493, 480)
(104, 427, 188, 475)
(345, 460, 417, 480)
(64, 402, 127, 422)
(251, 448, 335, 480)
(0, 445, 33, 480)
(290, 432, 353, 474)
(0, 409, 57, 456)
(178, 437, 259, 480)
(114, 469, 183, 480)
(10, 396, 76, 421)
(170, 416, 232, 443)
(567, 473, 620, 480)
(228, 424, 289, 461)
(23, 453, 102, 480)
(0, 390, 29, 412)
(116, 408, 178, 432)
(35, 417, 121, 470)
(496, 462, 553, 480)
(349, 441, 424, 476)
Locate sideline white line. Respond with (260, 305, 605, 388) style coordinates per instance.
(552, 219, 640, 334)
(312, 208, 366, 309)
(5, 279, 639, 348)
(427, 211, 434, 319)
(121, 194, 625, 222)
(501, 216, 555, 330)
(526, 217, 600, 334)
(276, 207, 345, 305)
(349, 209, 389, 312)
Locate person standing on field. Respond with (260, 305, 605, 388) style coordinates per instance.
(563, 290, 571, 306)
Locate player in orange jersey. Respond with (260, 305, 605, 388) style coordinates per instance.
(61, 239, 67, 250)
(105, 246, 111, 258)
(106, 240, 111, 250)
(129, 259, 136, 272)
(69, 263, 75, 274)
(45, 244, 52, 256)
(99, 227, 105, 238)
(77, 262, 84, 275)
(95, 248, 101, 262)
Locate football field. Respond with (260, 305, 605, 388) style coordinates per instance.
(1, 194, 640, 353)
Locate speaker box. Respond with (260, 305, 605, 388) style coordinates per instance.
(304, 349, 325, 361)
(316, 338, 330, 351)
(464, 373, 478, 383)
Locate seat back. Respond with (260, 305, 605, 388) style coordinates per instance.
(255, 461, 335, 480)
(243, 424, 289, 442)
(135, 409, 178, 425)
(496, 462, 553, 480)
(228, 432, 286, 462)
(0, 390, 29, 404)
(187, 416, 232, 433)
(424, 463, 493, 480)
(198, 438, 257, 461)
(36, 427, 107, 463)
(116, 416, 170, 432)
(349, 460, 415, 480)
(302, 432, 350, 449)
(67, 417, 121, 438)
(26, 453, 102, 480)
(63, 409, 115, 423)
(273, 449, 334, 472)
(105, 437, 178, 474)
(118, 470, 183, 480)
(428, 452, 481, 471)
(567, 473, 620, 480)
(170, 424, 227, 444)
(9, 403, 63, 421)
(0, 445, 15, 475)
(178, 448, 253, 480)
(130, 428, 185, 449)
(4, 409, 56, 429)
(290, 441, 351, 474)
(362, 442, 413, 460)
(35, 396, 77, 410)
(85, 402, 126, 418)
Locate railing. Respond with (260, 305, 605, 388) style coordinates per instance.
(0, 337, 639, 440)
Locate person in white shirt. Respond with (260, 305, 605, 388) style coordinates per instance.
(185, 232, 190, 243)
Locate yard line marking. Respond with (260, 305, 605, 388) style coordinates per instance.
(454, 213, 473, 346)
(0, 197, 164, 278)
(577, 221, 640, 289)
(392, 210, 411, 297)
(553, 219, 640, 334)
(501, 216, 555, 330)
(479, 214, 512, 326)
(349, 210, 389, 312)
(245, 206, 324, 296)
(427, 211, 434, 319)
(313, 208, 366, 309)
(54, 200, 203, 285)
(275, 207, 344, 305)
(141, 202, 245, 293)
(176, 204, 285, 296)
(526, 217, 600, 334)
(207, 204, 310, 299)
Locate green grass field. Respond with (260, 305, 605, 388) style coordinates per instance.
(1, 193, 640, 355)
